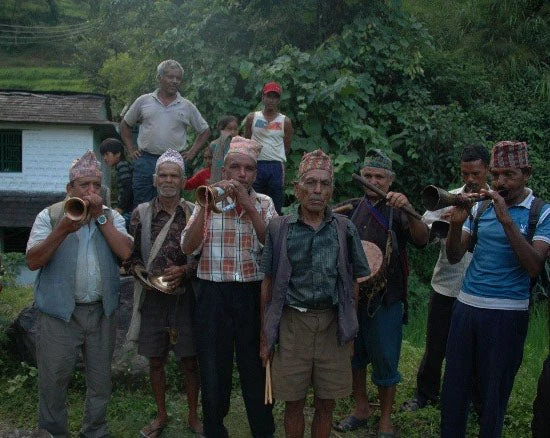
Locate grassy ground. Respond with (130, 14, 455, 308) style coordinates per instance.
(0, 66, 90, 92)
(0, 286, 547, 437)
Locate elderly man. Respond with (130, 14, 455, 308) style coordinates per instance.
(244, 81, 293, 215)
(401, 145, 490, 412)
(441, 141, 550, 437)
(121, 59, 210, 205)
(125, 149, 201, 437)
(335, 149, 429, 437)
(260, 149, 370, 438)
(26, 151, 132, 438)
(181, 136, 276, 437)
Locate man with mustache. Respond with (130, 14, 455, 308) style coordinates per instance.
(121, 59, 210, 205)
(401, 145, 490, 412)
(260, 149, 370, 438)
(442, 141, 550, 437)
(181, 136, 276, 438)
(126, 149, 201, 437)
(335, 149, 429, 437)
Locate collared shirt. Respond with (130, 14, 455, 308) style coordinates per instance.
(460, 188, 550, 308)
(182, 190, 277, 282)
(26, 206, 129, 303)
(422, 184, 489, 297)
(127, 197, 190, 276)
(261, 207, 370, 310)
(123, 89, 209, 155)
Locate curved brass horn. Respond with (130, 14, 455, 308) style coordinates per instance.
(196, 185, 235, 214)
(64, 197, 89, 222)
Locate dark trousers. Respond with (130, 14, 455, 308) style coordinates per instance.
(132, 152, 159, 206)
(194, 280, 274, 438)
(253, 161, 284, 215)
(440, 301, 528, 438)
(415, 291, 456, 403)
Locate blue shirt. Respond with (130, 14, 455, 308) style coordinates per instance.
(460, 189, 550, 309)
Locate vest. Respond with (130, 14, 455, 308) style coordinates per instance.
(34, 201, 120, 322)
(263, 214, 358, 349)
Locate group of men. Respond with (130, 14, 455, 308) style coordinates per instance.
(24, 57, 550, 438)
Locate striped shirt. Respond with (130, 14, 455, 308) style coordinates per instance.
(182, 190, 277, 282)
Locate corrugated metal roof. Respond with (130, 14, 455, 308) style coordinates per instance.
(0, 91, 113, 125)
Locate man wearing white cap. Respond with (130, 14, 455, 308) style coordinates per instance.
(126, 149, 201, 437)
(26, 151, 132, 437)
(182, 136, 277, 438)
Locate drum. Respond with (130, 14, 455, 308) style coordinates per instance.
(357, 240, 387, 300)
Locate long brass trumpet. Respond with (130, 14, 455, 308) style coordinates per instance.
(196, 185, 236, 213)
(421, 185, 492, 211)
(64, 197, 90, 223)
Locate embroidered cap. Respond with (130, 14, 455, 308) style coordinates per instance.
(363, 148, 392, 171)
(298, 149, 333, 178)
(69, 150, 102, 182)
(262, 82, 281, 96)
(490, 141, 530, 169)
(155, 148, 185, 173)
(225, 136, 262, 163)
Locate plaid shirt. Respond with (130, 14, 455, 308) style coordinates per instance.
(182, 189, 277, 282)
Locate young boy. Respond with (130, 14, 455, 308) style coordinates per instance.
(100, 137, 134, 227)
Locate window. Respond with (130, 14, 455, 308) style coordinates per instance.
(0, 129, 22, 172)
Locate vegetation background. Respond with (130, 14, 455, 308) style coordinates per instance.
(1, 0, 549, 436)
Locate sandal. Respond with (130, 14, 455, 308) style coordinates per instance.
(140, 420, 166, 438)
(333, 415, 369, 432)
(399, 396, 426, 412)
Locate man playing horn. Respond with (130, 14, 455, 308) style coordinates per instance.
(441, 141, 550, 437)
(335, 149, 429, 436)
(261, 149, 370, 437)
(181, 136, 277, 437)
(125, 149, 201, 437)
(401, 145, 490, 412)
(26, 151, 132, 437)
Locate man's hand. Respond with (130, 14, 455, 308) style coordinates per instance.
(129, 149, 142, 160)
(162, 265, 186, 290)
(182, 150, 197, 162)
(216, 179, 255, 213)
(84, 193, 104, 219)
(479, 188, 512, 226)
(260, 334, 273, 368)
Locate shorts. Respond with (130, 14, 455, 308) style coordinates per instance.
(138, 287, 196, 359)
(272, 306, 352, 401)
(352, 300, 403, 387)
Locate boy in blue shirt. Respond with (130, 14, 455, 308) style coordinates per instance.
(100, 138, 134, 228)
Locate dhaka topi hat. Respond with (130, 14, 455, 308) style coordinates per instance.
(225, 136, 262, 163)
(262, 82, 281, 95)
(298, 149, 333, 179)
(155, 148, 185, 173)
(69, 150, 102, 182)
(363, 148, 392, 171)
(490, 141, 530, 169)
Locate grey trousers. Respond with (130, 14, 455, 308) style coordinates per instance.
(37, 304, 116, 438)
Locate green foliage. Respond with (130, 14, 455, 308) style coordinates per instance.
(0, 252, 25, 289)
(6, 362, 37, 394)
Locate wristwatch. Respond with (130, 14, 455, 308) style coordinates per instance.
(96, 214, 108, 226)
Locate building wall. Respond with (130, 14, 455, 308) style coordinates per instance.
(0, 124, 108, 192)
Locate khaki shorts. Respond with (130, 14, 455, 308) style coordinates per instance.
(272, 306, 352, 401)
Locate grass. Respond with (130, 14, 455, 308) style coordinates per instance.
(0, 285, 547, 437)
(0, 66, 91, 92)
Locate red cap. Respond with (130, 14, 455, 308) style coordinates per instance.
(262, 82, 281, 95)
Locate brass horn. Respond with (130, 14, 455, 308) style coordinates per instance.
(421, 185, 483, 211)
(64, 197, 90, 223)
(196, 185, 235, 213)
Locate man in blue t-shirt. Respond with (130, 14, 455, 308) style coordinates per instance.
(442, 140, 550, 438)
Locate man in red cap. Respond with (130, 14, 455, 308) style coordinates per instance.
(244, 81, 294, 215)
(442, 140, 550, 437)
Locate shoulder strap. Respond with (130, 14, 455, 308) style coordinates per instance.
(527, 197, 544, 243)
(468, 199, 492, 252)
(48, 200, 67, 229)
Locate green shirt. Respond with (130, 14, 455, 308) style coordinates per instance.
(262, 208, 370, 310)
